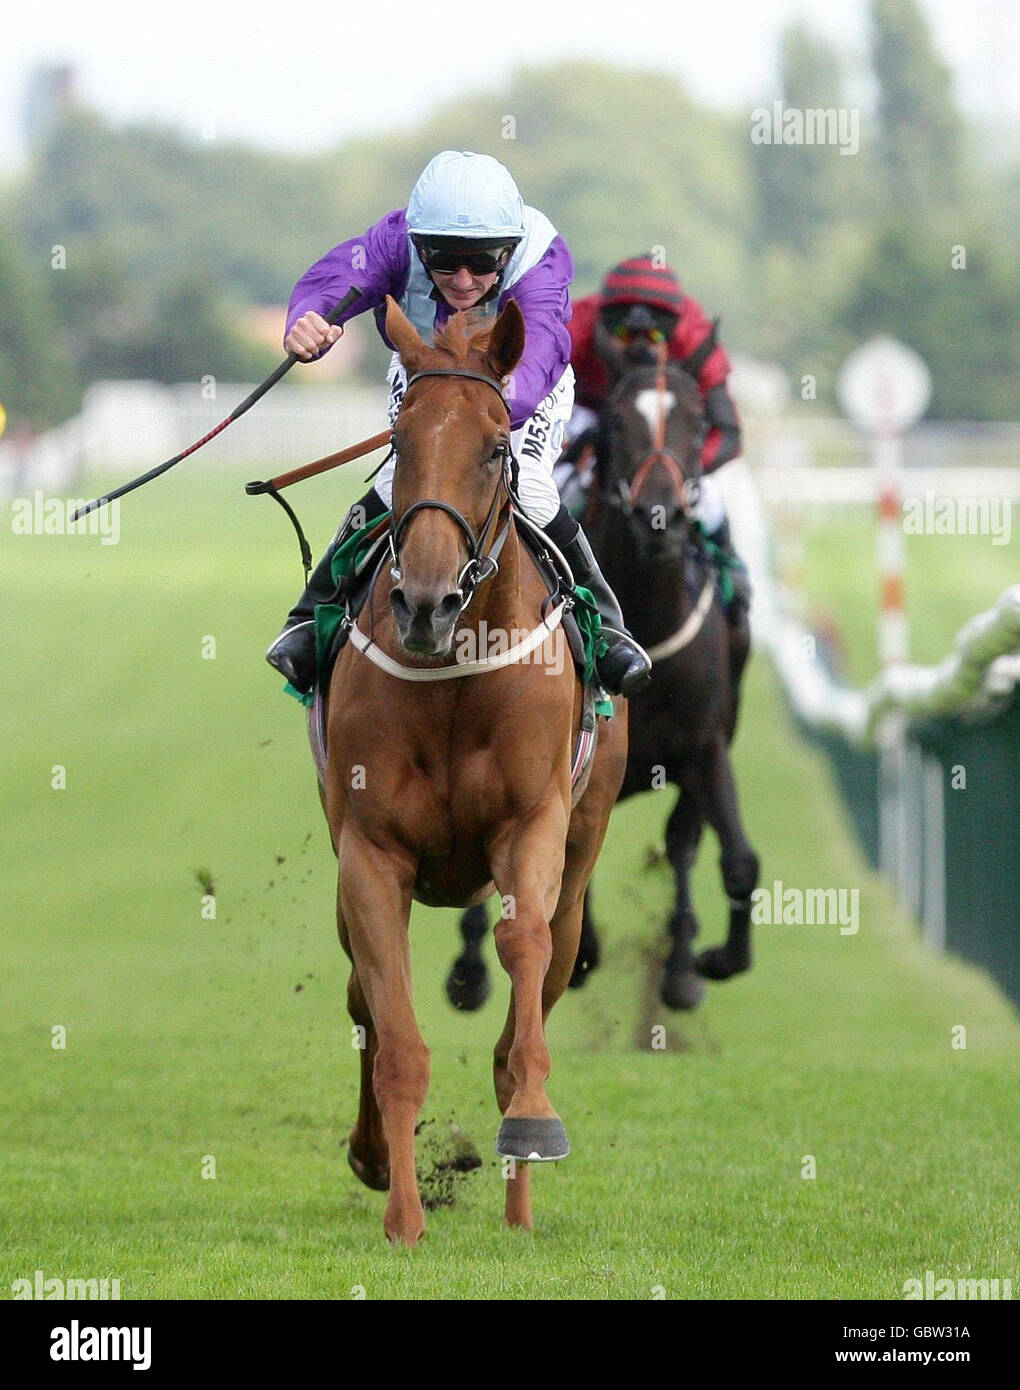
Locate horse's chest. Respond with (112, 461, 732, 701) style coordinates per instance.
(343, 741, 514, 857)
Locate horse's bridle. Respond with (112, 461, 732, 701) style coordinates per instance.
(599, 355, 702, 521)
(388, 368, 515, 610)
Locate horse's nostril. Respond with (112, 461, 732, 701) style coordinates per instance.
(390, 588, 412, 624)
(390, 587, 461, 632)
(437, 592, 464, 623)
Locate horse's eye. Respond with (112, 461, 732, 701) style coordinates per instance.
(489, 441, 509, 464)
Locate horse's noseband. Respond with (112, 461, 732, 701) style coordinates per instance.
(388, 368, 514, 610)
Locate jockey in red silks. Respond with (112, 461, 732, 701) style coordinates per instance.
(265, 152, 651, 697)
(560, 255, 749, 618)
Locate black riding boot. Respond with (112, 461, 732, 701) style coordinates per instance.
(703, 516, 751, 621)
(544, 505, 652, 698)
(266, 487, 388, 692)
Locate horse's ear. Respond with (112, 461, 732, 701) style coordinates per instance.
(385, 295, 426, 368)
(594, 315, 627, 377)
(486, 299, 526, 381)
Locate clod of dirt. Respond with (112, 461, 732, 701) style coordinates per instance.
(193, 867, 216, 896)
(414, 1120, 483, 1211)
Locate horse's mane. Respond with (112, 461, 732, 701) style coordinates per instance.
(431, 312, 494, 366)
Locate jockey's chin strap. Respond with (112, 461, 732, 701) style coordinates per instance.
(388, 368, 516, 611)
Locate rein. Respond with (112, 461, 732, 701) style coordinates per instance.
(644, 574, 715, 663)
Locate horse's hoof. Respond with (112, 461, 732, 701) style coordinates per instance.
(386, 1228, 424, 1249)
(496, 1116, 570, 1162)
(384, 1214, 425, 1248)
(568, 952, 598, 989)
(660, 965, 705, 1011)
(347, 1146, 390, 1192)
(696, 944, 752, 980)
(445, 954, 490, 1012)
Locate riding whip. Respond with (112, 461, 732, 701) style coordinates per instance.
(70, 286, 364, 522)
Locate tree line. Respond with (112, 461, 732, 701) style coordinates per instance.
(1, 0, 1018, 431)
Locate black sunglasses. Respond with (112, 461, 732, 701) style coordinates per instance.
(414, 241, 518, 276)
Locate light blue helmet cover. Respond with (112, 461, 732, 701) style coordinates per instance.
(406, 151, 526, 239)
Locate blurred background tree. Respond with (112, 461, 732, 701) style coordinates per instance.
(1, 0, 1016, 425)
(833, 0, 1020, 418)
(0, 212, 80, 428)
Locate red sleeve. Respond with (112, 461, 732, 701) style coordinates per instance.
(568, 294, 611, 408)
(669, 295, 732, 395)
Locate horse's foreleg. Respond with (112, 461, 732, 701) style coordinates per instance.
(493, 995, 533, 1230)
(337, 827, 429, 1247)
(661, 785, 707, 1010)
(693, 735, 759, 981)
(493, 837, 588, 1229)
(490, 802, 569, 1164)
(445, 901, 491, 1012)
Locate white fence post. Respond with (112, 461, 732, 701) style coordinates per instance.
(838, 338, 932, 892)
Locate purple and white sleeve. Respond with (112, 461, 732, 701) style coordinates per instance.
(501, 236, 574, 428)
(284, 209, 411, 351)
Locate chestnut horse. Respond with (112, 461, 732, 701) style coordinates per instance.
(318, 295, 626, 1245)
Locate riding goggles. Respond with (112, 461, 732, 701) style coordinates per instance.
(412, 235, 520, 276)
(614, 323, 667, 343)
(602, 302, 678, 345)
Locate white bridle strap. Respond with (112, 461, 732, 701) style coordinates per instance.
(349, 601, 567, 682)
(644, 576, 716, 664)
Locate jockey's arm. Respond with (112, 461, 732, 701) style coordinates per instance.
(688, 313, 741, 474)
(501, 239, 574, 429)
(284, 210, 410, 359)
(702, 382, 741, 472)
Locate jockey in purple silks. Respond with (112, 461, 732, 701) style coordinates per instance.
(265, 150, 651, 698)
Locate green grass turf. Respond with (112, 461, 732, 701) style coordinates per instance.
(1, 467, 1017, 1299)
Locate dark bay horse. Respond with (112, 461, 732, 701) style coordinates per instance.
(447, 355, 758, 1013)
(318, 296, 626, 1245)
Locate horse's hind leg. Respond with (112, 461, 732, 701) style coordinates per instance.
(445, 901, 491, 1012)
(337, 826, 430, 1247)
(568, 885, 600, 989)
(661, 786, 707, 1011)
(693, 735, 759, 981)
